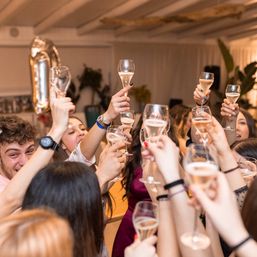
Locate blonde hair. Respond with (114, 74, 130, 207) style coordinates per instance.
(0, 209, 73, 257)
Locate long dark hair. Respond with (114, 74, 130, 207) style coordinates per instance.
(122, 114, 179, 198)
(232, 138, 257, 159)
(239, 109, 256, 138)
(22, 161, 104, 257)
(242, 177, 257, 241)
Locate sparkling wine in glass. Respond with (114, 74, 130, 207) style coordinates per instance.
(118, 59, 135, 90)
(225, 84, 240, 104)
(181, 144, 218, 250)
(133, 201, 159, 241)
(224, 84, 240, 131)
(143, 104, 169, 143)
(192, 106, 212, 145)
(50, 65, 71, 98)
(199, 72, 214, 106)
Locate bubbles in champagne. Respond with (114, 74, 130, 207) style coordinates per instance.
(134, 217, 158, 241)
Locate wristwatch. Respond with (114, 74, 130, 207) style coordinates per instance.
(39, 136, 59, 151)
(96, 115, 111, 129)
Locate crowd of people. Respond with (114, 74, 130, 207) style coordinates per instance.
(0, 80, 256, 257)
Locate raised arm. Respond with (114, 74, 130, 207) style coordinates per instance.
(0, 89, 75, 218)
(191, 172, 257, 257)
(145, 137, 213, 257)
(80, 85, 131, 161)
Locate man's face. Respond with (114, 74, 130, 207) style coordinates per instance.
(0, 141, 36, 179)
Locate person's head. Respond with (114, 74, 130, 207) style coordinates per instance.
(0, 116, 36, 179)
(22, 161, 104, 257)
(242, 177, 257, 241)
(0, 208, 73, 257)
(236, 109, 256, 141)
(232, 138, 257, 160)
(169, 104, 191, 139)
(61, 116, 87, 155)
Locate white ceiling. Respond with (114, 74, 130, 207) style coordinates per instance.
(1, 0, 257, 46)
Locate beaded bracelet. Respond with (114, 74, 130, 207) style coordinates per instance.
(230, 235, 252, 252)
(164, 179, 184, 190)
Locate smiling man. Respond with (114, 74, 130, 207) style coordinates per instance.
(0, 116, 36, 192)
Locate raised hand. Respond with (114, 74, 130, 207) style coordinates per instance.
(125, 236, 157, 257)
(97, 141, 126, 184)
(50, 87, 75, 134)
(143, 136, 180, 183)
(193, 84, 210, 106)
(221, 98, 239, 118)
(103, 85, 132, 123)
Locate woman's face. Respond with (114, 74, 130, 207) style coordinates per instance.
(61, 118, 87, 153)
(236, 112, 250, 141)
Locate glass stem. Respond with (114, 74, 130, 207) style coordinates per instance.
(192, 210, 199, 241)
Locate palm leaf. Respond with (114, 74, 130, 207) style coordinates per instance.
(217, 38, 234, 74)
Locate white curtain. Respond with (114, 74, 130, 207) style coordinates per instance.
(113, 42, 223, 106)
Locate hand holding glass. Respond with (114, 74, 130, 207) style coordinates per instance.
(199, 72, 214, 105)
(181, 144, 218, 250)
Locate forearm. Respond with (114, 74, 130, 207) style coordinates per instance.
(157, 200, 180, 257)
(80, 123, 106, 160)
(218, 151, 246, 191)
(0, 127, 64, 217)
(95, 169, 109, 194)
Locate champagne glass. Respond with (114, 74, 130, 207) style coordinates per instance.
(224, 84, 241, 131)
(133, 201, 159, 241)
(120, 110, 135, 156)
(143, 104, 169, 143)
(192, 106, 212, 145)
(199, 72, 214, 106)
(117, 59, 135, 89)
(181, 144, 218, 250)
(225, 84, 240, 104)
(50, 66, 71, 98)
(139, 127, 161, 186)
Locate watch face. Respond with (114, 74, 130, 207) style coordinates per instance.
(41, 137, 53, 147)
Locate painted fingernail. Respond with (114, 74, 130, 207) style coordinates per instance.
(134, 234, 138, 240)
(144, 141, 148, 148)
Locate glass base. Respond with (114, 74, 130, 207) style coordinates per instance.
(139, 176, 161, 185)
(180, 231, 210, 250)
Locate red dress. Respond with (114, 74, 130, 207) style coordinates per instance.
(112, 166, 151, 257)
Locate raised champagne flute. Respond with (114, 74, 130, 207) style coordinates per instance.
(224, 84, 241, 131)
(143, 104, 169, 143)
(199, 72, 214, 106)
(192, 106, 212, 145)
(117, 59, 135, 96)
(181, 144, 219, 250)
(133, 201, 159, 241)
(50, 65, 71, 98)
(120, 110, 135, 156)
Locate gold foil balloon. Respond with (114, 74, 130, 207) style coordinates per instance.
(29, 37, 61, 114)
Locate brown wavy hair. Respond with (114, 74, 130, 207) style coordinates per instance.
(0, 115, 36, 145)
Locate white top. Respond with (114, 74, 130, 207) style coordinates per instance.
(66, 142, 96, 166)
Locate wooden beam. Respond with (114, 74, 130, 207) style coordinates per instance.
(116, 0, 202, 37)
(176, 4, 257, 39)
(34, 0, 91, 34)
(206, 17, 257, 38)
(0, 0, 31, 24)
(228, 27, 257, 41)
(77, 0, 150, 35)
